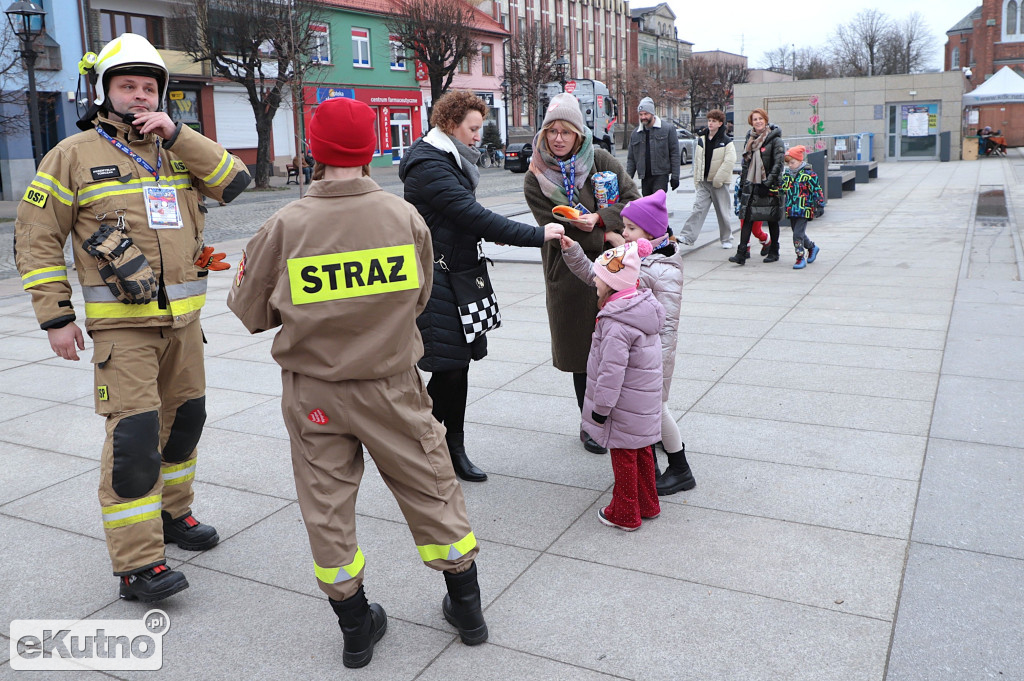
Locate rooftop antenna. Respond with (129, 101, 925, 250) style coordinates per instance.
(740, 33, 744, 55)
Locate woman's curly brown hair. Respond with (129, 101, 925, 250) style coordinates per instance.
(430, 90, 488, 134)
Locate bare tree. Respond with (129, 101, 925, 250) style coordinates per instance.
(682, 56, 718, 129)
(174, 0, 325, 188)
(504, 25, 563, 135)
(880, 12, 935, 74)
(760, 45, 795, 74)
(796, 47, 834, 80)
(0, 24, 59, 138)
(386, 0, 479, 106)
(830, 9, 892, 77)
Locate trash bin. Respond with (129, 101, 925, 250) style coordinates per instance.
(939, 131, 951, 162)
(962, 137, 979, 161)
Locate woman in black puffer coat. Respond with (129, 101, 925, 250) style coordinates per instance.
(730, 108, 784, 264)
(399, 91, 563, 482)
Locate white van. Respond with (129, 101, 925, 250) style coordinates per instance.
(538, 80, 618, 152)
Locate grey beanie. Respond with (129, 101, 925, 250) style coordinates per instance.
(542, 92, 586, 133)
(637, 97, 656, 115)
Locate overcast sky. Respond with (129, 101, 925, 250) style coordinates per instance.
(663, 0, 974, 71)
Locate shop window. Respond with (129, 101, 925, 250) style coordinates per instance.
(99, 10, 164, 49)
(390, 35, 407, 70)
(481, 43, 493, 76)
(310, 23, 331, 64)
(352, 27, 371, 67)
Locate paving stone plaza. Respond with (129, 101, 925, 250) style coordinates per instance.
(2, 153, 1022, 679)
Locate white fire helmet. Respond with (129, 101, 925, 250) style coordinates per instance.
(79, 33, 169, 110)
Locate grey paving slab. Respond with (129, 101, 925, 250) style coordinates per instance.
(675, 314, 779, 338)
(481, 336, 553, 364)
(203, 386, 276, 423)
(809, 282, 958, 302)
(199, 330, 266, 358)
(205, 398, 288, 440)
(797, 293, 953, 316)
(0, 392, 61, 425)
(0, 357, 21, 372)
(912, 439, 1024, 558)
(886, 543, 1024, 681)
(203, 356, 283, 396)
(417, 645, 624, 681)
(93, 566, 458, 681)
(0, 515, 115, 624)
(782, 306, 950, 332)
(468, 389, 580, 437)
(679, 454, 918, 538)
(948, 300, 1024, 338)
(195, 426, 298, 499)
(672, 331, 759, 358)
(356, 459, 600, 550)
(501, 363, 578, 399)
(0, 362, 94, 401)
(682, 287, 807, 309)
(464, 357, 538, 390)
(748, 337, 945, 373)
(721, 357, 939, 401)
(672, 352, 739, 382)
(0, 334, 57, 362)
(765, 320, 947, 350)
(496, 302, 551, 324)
(489, 554, 890, 681)
(678, 412, 926, 479)
(692, 382, 933, 436)
(664, 377, 716, 413)
(0, 403, 105, 459)
(0, 445, 96, 506)
(1, 634, 8, 666)
(552, 501, 905, 620)
(941, 334, 1024, 381)
(463, 424, 614, 490)
(215, 337, 275, 363)
(931, 374, 1024, 448)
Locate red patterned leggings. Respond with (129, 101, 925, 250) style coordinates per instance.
(604, 446, 661, 529)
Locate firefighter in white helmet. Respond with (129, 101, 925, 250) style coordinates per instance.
(14, 32, 251, 602)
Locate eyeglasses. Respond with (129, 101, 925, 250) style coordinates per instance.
(546, 129, 576, 140)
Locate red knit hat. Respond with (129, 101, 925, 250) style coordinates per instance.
(309, 97, 377, 167)
(785, 145, 806, 162)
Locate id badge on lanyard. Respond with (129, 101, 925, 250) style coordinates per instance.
(144, 185, 183, 229)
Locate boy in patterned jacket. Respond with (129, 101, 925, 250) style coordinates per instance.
(779, 146, 824, 269)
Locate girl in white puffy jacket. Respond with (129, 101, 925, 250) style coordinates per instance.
(559, 189, 695, 496)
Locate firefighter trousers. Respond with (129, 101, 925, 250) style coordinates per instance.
(92, 321, 206, 575)
(281, 367, 478, 602)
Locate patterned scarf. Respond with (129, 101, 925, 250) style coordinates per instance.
(528, 127, 595, 205)
(744, 127, 770, 185)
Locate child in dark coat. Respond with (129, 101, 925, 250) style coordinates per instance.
(581, 240, 666, 531)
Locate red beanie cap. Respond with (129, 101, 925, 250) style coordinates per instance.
(785, 145, 806, 162)
(309, 97, 377, 167)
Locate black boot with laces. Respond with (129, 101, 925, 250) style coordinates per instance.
(119, 564, 189, 602)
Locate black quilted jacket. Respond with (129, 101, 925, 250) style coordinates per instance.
(399, 136, 543, 372)
(738, 124, 785, 223)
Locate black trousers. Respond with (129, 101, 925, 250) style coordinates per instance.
(641, 174, 669, 197)
(427, 367, 469, 434)
(739, 206, 779, 256)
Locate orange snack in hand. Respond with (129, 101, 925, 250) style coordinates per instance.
(552, 205, 581, 220)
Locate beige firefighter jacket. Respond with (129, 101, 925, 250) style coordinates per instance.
(16, 115, 250, 331)
(227, 177, 435, 382)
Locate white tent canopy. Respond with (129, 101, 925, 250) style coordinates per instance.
(963, 66, 1024, 105)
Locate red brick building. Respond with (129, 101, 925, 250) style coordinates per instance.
(945, 1, 1024, 144)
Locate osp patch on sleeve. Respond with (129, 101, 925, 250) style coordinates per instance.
(286, 244, 419, 305)
(22, 185, 48, 208)
(170, 160, 188, 174)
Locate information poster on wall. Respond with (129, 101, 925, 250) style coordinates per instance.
(907, 112, 929, 137)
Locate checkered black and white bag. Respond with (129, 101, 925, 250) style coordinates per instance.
(449, 260, 501, 344)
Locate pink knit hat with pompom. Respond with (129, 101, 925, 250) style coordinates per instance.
(594, 239, 650, 291)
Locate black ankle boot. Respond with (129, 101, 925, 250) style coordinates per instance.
(442, 563, 488, 646)
(329, 586, 388, 668)
(651, 448, 662, 479)
(728, 245, 748, 265)
(656, 446, 696, 496)
(447, 432, 487, 482)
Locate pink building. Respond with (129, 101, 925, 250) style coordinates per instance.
(418, 6, 510, 143)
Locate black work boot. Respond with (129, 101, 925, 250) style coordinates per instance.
(580, 430, 607, 454)
(163, 510, 220, 551)
(442, 563, 488, 646)
(329, 586, 388, 669)
(447, 432, 487, 482)
(728, 244, 749, 265)
(657, 446, 696, 496)
(119, 564, 189, 602)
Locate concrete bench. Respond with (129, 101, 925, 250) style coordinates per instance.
(839, 161, 878, 184)
(827, 170, 856, 199)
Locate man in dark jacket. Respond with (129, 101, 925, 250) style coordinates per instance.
(625, 97, 680, 196)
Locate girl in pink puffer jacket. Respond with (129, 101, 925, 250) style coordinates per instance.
(579, 240, 666, 531)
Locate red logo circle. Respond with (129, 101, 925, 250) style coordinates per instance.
(308, 408, 328, 425)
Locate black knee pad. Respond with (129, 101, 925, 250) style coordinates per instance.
(112, 411, 161, 498)
(163, 396, 207, 463)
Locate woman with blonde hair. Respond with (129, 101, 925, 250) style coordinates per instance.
(400, 90, 564, 482)
(524, 93, 640, 454)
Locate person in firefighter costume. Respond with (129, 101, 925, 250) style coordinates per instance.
(14, 33, 251, 602)
(226, 96, 487, 669)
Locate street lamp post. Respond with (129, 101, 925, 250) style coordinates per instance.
(5, 0, 47, 168)
(553, 56, 569, 92)
(500, 79, 509, 146)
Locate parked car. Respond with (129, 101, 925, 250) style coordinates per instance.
(504, 142, 533, 173)
(673, 125, 695, 165)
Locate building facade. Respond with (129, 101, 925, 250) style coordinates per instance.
(945, 2, 1024, 83)
(479, 0, 632, 130)
(628, 4, 692, 123)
